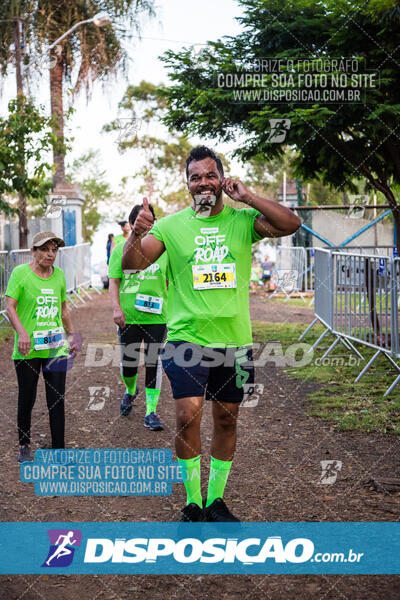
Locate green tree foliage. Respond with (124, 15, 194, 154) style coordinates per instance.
(160, 0, 400, 246)
(244, 151, 349, 206)
(0, 1, 157, 187)
(244, 151, 297, 199)
(103, 80, 190, 207)
(0, 1, 156, 87)
(104, 80, 232, 212)
(0, 96, 56, 213)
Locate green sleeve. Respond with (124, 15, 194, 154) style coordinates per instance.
(5, 267, 22, 301)
(60, 271, 67, 302)
(149, 221, 163, 243)
(242, 207, 264, 243)
(113, 234, 125, 245)
(108, 242, 123, 278)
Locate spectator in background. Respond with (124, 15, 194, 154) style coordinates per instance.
(270, 262, 278, 291)
(261, 254, 274, 290)
(106, 233, 114, 264)
(250, 263, 262, 290)
(111, 220, 130, 252)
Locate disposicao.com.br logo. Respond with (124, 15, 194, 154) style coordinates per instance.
(84, 535, 316, 564)
(2, 522, 395, 575)
(40, 530, 361, 569)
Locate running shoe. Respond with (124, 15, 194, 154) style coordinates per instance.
(180, 502, 204, 522)
(18, 445, 33, 463)
(144, 412, 164, 431)
(204, 498, 240, 522)
(120, 391, 137, 416)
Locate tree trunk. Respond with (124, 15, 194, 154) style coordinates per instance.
(14, 18, 29, 248)
(13, 19, 23, 95)
(382, 189, 400, 256)
(392, 204, 400, 257)
(18, 192, 28, 248)
(50, 47, 65, 187)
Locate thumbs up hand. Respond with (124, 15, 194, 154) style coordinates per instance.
(133, 197, 155, 236)
(142, 197, 151, 213)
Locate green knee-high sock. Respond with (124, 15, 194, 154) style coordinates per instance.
(206, 456, 232, 507)
(177, 455, 202, 508)
(145, 387, 161, 416)
(121, 374, 137, 395)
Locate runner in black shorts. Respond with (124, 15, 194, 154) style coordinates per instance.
(117, 322, 166, 427)
(122, 146, 300, 521)
(261, 254, 273, 290)
(108, 204, 168, 430)
(162, 343, 254, 403)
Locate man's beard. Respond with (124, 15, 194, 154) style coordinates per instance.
(193, 192, 218, 217)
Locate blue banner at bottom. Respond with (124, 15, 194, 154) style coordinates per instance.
(0, 522, 398, 574)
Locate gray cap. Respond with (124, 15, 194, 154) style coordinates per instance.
(32, 231, 66, 248)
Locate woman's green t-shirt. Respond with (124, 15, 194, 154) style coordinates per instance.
(108, 243, 168, 324)
(5, 264, 69, 360)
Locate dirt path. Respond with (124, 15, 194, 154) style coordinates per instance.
(250, 291, 315, 324)
(0, 292, 398, 599)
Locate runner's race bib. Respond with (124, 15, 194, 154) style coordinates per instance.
(134, 294, 163, 314)
(33, 327, 66, 350)
(192, 263, 237, 290)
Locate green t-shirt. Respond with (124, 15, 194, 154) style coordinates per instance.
(150, 205, 262, 347)
(108, 242, 168, 324)
(113, 234, 128, 246)
(5, 264, 69, 360)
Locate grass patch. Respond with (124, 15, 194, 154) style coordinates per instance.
(265, 292, 392, 311)
(251, 319, 400, 435)
(264, 295, 313, 308)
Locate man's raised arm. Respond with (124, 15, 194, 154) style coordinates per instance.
(222, 178, 301, 239)
(121, 198, 165, 271)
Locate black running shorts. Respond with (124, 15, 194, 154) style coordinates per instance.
(161, 341, 254, 403)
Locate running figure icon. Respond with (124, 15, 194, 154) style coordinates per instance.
(45, 531, 77, 566)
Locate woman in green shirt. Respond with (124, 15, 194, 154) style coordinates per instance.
(110, 220, 130, 253)
(108, 205, 168, 431)
(5, 232, 79, 462)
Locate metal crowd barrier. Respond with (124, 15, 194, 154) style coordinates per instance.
(301, 249, 336, 352)
(301, 246, 395, 309)
(57, 246, 75, 292)
(0, 243, 99, 319)
(300, 248, 400, 396)
(265, 246, 394, 307)
(302, 246, 395, 294)
(8, 248, 32, 270)
(333, 252, 393, 353)
(386, 258, 400, 394)
(304, 247, 316, 293)
(75, 242, 99, 299)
